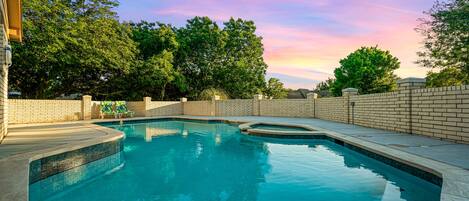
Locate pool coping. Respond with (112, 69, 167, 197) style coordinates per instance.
(1, 116, 468, 201)
(0, 124, 124, 201)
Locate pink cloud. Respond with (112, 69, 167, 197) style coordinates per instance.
(133, 0, 433, 88)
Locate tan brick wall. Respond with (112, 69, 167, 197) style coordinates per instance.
(259, 99, 314, 117)
(315, 97, 348, 123)
(183, 101, 212, 116)
(0, 24, 7, 140)
(81, 100, 181, 119)
(411, 85, 469, 143)
(146, 101, 182, 116)
(216, 99, 253, 116)
(350, 92, 401, 131)
(91, 101, 104, 119)
(4, 82, 469, 144)
(81, 95, 92, 120)
(127, 101, 145, 117)
(9, 99, 82, 124)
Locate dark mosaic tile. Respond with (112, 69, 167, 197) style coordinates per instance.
(95, 117, 239, 127)
(29, 139, 123, 184)
(248, 133, 327, 139)
(29, 160, 42, 184)
(343, 143, 442, 186)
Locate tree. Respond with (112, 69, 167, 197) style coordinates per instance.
(417, 0, 469, 86)
(124, 22, 185, 100)
(219, 18, 267, 99)
(263, 78, 287, 99)
(131, 21, 179, 60)
(10, 0, 138, 99)
(426, 67, 469, 87)
(197, 88, 230, 100)
(175, 17, 268, 99)
(11, 10, 270, 100)
(313, 78, 335, 97)
(174, 16, 227, 98)
(330, 46, 400, 96)
(117, 51, 180, 100)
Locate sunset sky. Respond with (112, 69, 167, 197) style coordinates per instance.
(116, 0, 434, 89)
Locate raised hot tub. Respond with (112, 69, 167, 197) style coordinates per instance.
(239, 122, 325, 138)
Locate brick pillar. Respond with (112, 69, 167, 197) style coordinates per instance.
(0, 25, 9, 141)
(396, 77, 426, 133)
(143, 97, 151, 117)
(180, 97, 187, 115)
(211, 95, 220, 116)
(307, 93, 318, 118)
(252, 94, 263, 116)
(342, 88, 358, 124)
(81, 95, 92, 120)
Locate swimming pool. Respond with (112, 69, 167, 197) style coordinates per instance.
(30, 119, 441, 201)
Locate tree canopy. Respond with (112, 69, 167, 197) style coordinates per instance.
(174, 16, 227, 99)
(417, 0, 469, 86)
(11, 2, 275, 100)
(313, 78, 334, 97)
(219, 18, 267, 99)
(113, 22, 185, 101)
(263, 78, 288, 99)
(330, 46, 400, 96)
(10, 0, 137, 99)
(174, 17, 267, 99)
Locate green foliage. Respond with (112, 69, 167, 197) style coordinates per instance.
(12, 3, 270, 100)
(174, 17, 227, 98)
(131, 21, 179, 60)
(219, 18, 267, 99)
(174, 17, 268, 99)
(197, 88, 229, 100)
(330, 46, 400, 96)
(125, 51, 180, 100)
(417, 0, 469, 71)
(10, 0, 137, 99)
(417, 0, 469, 86)
(122, 22, 185, 100)
(313, 78, 335, 97)
(263, 78, 288, 99)
(426, 67, 469, 87)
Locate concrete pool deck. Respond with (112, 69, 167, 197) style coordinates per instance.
(0, 115, 468, 200)
(0, 123, 123, 201)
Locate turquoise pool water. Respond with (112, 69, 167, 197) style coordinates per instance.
(30, 120, 441, 201)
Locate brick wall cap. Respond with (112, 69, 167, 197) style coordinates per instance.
(397, 77, 426, 84)
(253, 94, 263, 100)
(306, 93, 318, 99)
(342, 88, 359, 92)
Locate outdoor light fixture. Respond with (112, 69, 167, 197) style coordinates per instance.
(4, 45, 12, 67)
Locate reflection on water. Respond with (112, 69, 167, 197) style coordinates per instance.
(30, 120, 440, 201)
